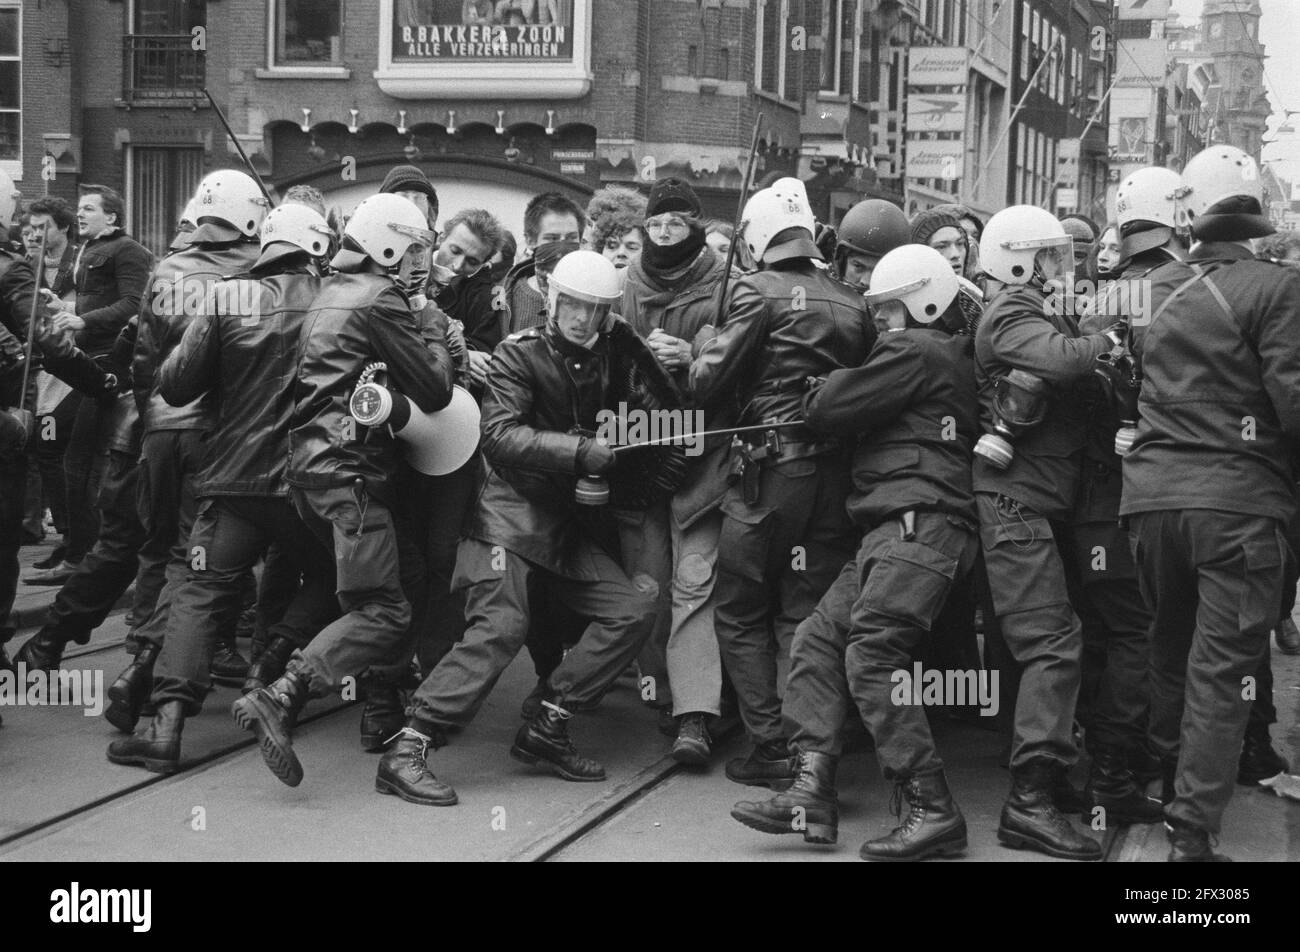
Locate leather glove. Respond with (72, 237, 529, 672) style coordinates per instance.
(577, 436, 616, 475)
(1103, 321, 1129, 348)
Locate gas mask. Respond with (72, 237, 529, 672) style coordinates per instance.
(974, 369, 1049, 470)
(392, 240, 432, 304)
(1094, 339, 1142, 456)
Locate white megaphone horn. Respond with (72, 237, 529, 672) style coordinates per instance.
(349, 362, 480, 476)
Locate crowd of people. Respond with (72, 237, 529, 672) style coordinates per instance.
(0, 142, 1297, 863)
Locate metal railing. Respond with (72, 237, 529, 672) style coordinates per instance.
(123, 35, 205, 102)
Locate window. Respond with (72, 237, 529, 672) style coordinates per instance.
(820, 0, 850, 94)
(0, 2, 18, 175)
(273, 0, 342, 67)
(756, 0, 790, 99)
(128, 146, 205, 257)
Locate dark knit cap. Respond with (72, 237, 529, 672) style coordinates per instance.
(910, 209, 964, 247)
(646, 177, 703, 218)
(379, 165, 438, 205)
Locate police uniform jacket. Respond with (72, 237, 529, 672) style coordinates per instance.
(805, 326, 979, 526)
(972, 281, 1112, 519)
(132, 237, 261, 434)
(691, 262, 876, 451)
(287, 270, 454, 507)
(158, 269, 326, 498)
(1122, 242, 1300, 522)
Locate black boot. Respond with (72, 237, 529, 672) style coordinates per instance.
(209, 633, 250, 688)
(1129, 745, 1162, 785)
(104, 643, 160, 733)
(1166, 819, 1231, 862)
(510, 701, 605, 781)
(998, 761, 1102, 861)
(1085, 747, 1164, 824)
(106, 700, 185, 774)
(860, 769, 967, 862)
(519, 677, 555, 720)
(1049, 762, 1088, 813)
(725, 739, 796, 789)
(730, 750, 839, 844)
(1238, 726, 1289, 786)
(360, 683, 406, 753)
(13, 627, 66, 672)
(242, 635, 295, 695)
(375, 726, 458, 805)
(231, 668, 311, 786)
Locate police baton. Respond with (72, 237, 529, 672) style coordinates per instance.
(17, 227, 48, 414)
(715, 114, 763, 330)
(202, 88, 276, 207)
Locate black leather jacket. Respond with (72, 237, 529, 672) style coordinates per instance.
(159, 269, 326, 498)
(467, 317, 681, 577)
(133, 239, 261, 434)
(287, 268, 454, 506)
(691, 262, 876, 450)
(1, 250, 111, 411)
(972, 281, 1112, 520)
(72, 229, 154, 357)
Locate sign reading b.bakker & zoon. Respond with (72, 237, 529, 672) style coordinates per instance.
(394, 0, 576, 61)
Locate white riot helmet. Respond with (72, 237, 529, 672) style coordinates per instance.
(179, 196, 200, 230)
(1115, 167, 1191, 258)
(740, 179, 819, 264)
(1182, 144, 1273, 239)
(979, 205, 1072, 286)
(342, 193, 436, 268)
(0, 169, 16, 230)
(194, 170, 269, 237)
(260, 203, 332, 257)
(1182, 145, 1264, 217)
(864, 244, 960, 325)
(546, 249, 622, 314)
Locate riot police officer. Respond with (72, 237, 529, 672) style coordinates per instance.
(973, 205, 1121, 861)
(691, 180, 875, 788)
(1122, 145, 1300, 862)
(731, 244, 981, 859)
(106, 204, 341, 773)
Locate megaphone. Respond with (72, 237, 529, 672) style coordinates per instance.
(349, 363, 480, 476)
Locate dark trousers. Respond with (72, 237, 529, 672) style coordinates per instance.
(1131, 508, 1291, 834)
(152, 496, 337, 715)
(977, 492, 1082, 770)
(713, 456, 859, 747)
(785, 512, 978, 771)
(63, 394, 105, 562)
(40, 449, 167, 646)
(407, 538, 656, 733)
(34, 387, 79, 535)
(287, 483, 410, 695)
(131, 429, 205, 649)
(382, 458, 481, 679)
(1065, 521, 1151, 755)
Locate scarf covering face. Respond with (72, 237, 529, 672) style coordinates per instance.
(533, 239, 581, 276)
(641, 220, 706, 277)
